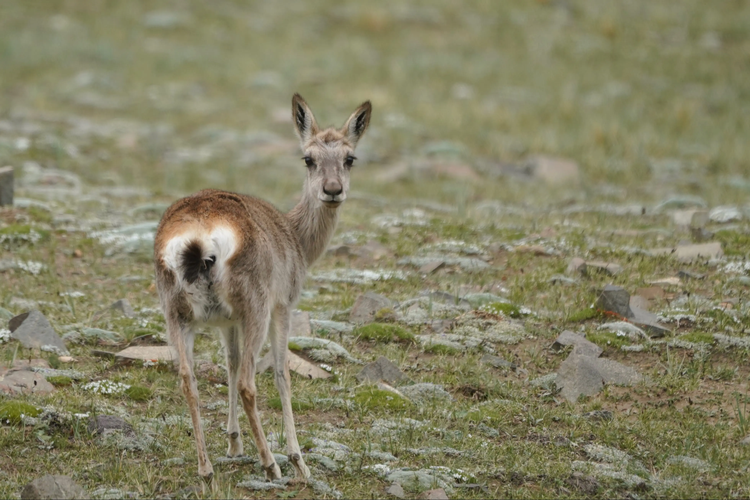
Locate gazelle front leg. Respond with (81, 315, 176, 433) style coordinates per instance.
(221, 325, 243, 457)
(271, 305, 311, 480)
(237, 310, 281, 481)
(168, 314, 214, 480)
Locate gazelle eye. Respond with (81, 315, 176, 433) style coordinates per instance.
(303, 156, 315, 167)
(344, 155, 356, 167)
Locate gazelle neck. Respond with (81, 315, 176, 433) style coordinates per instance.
(286, 190, 339, 267)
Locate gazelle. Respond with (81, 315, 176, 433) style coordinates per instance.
(153, 94, 371, 481)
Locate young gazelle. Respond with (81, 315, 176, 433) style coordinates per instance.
(153, 94, 371, 481)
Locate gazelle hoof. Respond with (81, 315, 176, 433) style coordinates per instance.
(288, 453, 311, 480)
(263, 462, 282, 481)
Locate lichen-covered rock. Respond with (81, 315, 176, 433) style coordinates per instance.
(21, 475, 88, 500)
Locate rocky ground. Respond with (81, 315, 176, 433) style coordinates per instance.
(1, 1, 750, 499)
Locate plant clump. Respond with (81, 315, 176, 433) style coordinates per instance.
(125, 385, 153, 401)
(353, 387, 410, 411)
(46, 375, 73, 387)
(0, 401, 41, 425)
(354, 323, 415, 343)
(479, 302, 529, 319)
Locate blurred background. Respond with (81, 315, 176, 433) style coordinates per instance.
(1, 0, 749, 209)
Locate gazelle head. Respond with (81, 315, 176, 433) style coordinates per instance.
(292, 94, 371, 209)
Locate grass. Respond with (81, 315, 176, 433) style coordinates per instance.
(0, 0, 749, 498)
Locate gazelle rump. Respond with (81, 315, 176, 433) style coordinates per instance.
(153, 94, 371, 480)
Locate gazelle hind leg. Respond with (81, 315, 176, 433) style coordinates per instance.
(271, 305, 310, 480)
(167, 312, 214, 480)
(237, 304, 281, 480)
(220, 325, 243, 457)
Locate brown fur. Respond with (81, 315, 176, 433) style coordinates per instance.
(153, 94, 371, 481)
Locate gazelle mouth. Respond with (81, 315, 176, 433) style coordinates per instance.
(322, 199, 343, 208)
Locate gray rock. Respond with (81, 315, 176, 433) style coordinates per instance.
(21, 475, 88, 500)
(350, 292, 393, 324)
(480, 354, 516, 370)
(586, 261, 622, 276)
(357, 356, 407, 384)
(310, 319, 354, 335)
(109, 299, 135, 318)
(629, 307, 671, 338)
(0, 166, 13, 207)
(421, 291, 472, 310)
(400, 383, 452, 404)
(551, 330, 603, 357)
(88, 415, 135, 437)
(557, 354, 641, 402)
(0, 370, 55, 395)
(9, 310, 69, 355)
(419, 489, 449, 500)
(650, 242, 723, 262)
(595, 285, 633, 318)
(386, 482, 406, 499)
(567, 257, 587, 275)
(582, 410, 614, 422)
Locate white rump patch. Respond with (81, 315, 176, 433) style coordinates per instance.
(162, 226, 237, 285)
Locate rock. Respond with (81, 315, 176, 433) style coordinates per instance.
(115, 346, 176, 363)
(582, 410, 613, 422)
(21, 475, 88, 500)
(386, 482, 406, 499)
(418, 489, 449, 500)
(595, 285, 633, 318)
(350, 292, 393, 324)
(9, 310, 69, 355)
(648, 277, 681, 286)
(288, 336, 358, 363)
(525, 156, 580, 184)
(400, 383, 452, 404)
(650, 242, 723, 262)
(0, 166, 13, 206)
(0, 370, 55, 395)
(549, 274, 578, 286)
(288, 351, 332, 380)
(586, 261, 622, 276)
(386, 469, 453, 494)
(291, 310, 311, 337)
(556, 354, 641, 403)
(357, 356, 407, 384)
(629, 307, 671, 338)
(480, 354, 516, 370)
(310, 320, 354, 335)
(551, 331, 603, 357)
(109, 299, 135, 318)
(88, 415, 135, 437)
(709, 206, 742, 223)
(567, 258, 587, 275)
(597, 322, 646, 341)
(419, 260, 445, 274)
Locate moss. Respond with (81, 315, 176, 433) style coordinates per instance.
(125, 385, 153, 401)
(354, 323, 415, 343)
(267, 397, 313, 412)
(46, 375, 73, 387)
(680, 332, 715, 344)
(480, 302, 524, 318)
(0, 401, 41, 425)
(567, 307, 602, 322)
(46, 352, 61, 369)
(587, 331, 632, 350)
(26, 206, 53, 224)
(373, 307, 396, 322)
(353, 388, 410, 411)
(424, 343, 462, 355)
(715, 230, 750, 257)
(288, 341, 303, 351)
(0, 224, 33, 235)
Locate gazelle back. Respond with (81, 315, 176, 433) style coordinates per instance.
(153, 94, 371, 481)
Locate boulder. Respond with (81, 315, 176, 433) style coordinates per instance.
(21, 475, 88, 500)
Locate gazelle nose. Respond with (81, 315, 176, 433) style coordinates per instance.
(323, 179, 342, 196)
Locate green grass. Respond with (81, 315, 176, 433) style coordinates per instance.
(353, 387, 411, 411)
(46, 375, 73, 387)
(0, 401, 41, 425)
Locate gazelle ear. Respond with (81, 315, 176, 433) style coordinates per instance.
(292, 94, 319, 145)
(341, 101, 372, 147)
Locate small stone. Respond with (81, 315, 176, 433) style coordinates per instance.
(566, 257, 586, 275)
(586, 261, 622, 276)
(357, 356, 407, 384)
(110, 299, 135, 318)
(0, 370, 55, 395)
(418, 488, 449, 500)
(648, 277, 681, 286)
(630, 307, 671, 338)
(386, 482, 406, 499)
(350, 292, 393, 324)
(650, 242, 723, 262)
(88, 415, 135, 437)
(480, 354, 516, 370)
(525, 156, 580, 184)
(595, 285, 633, 318)
(557, 354, 641, 403)
(0, 166, 13, 206)
(551, 330, 603, 357)
(9, 310, 69, 355)
(115, 346, 176, 363)
(21, 475, 88, 500)
(419, 260, 445, 274)
(583, 410, 614, 422)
